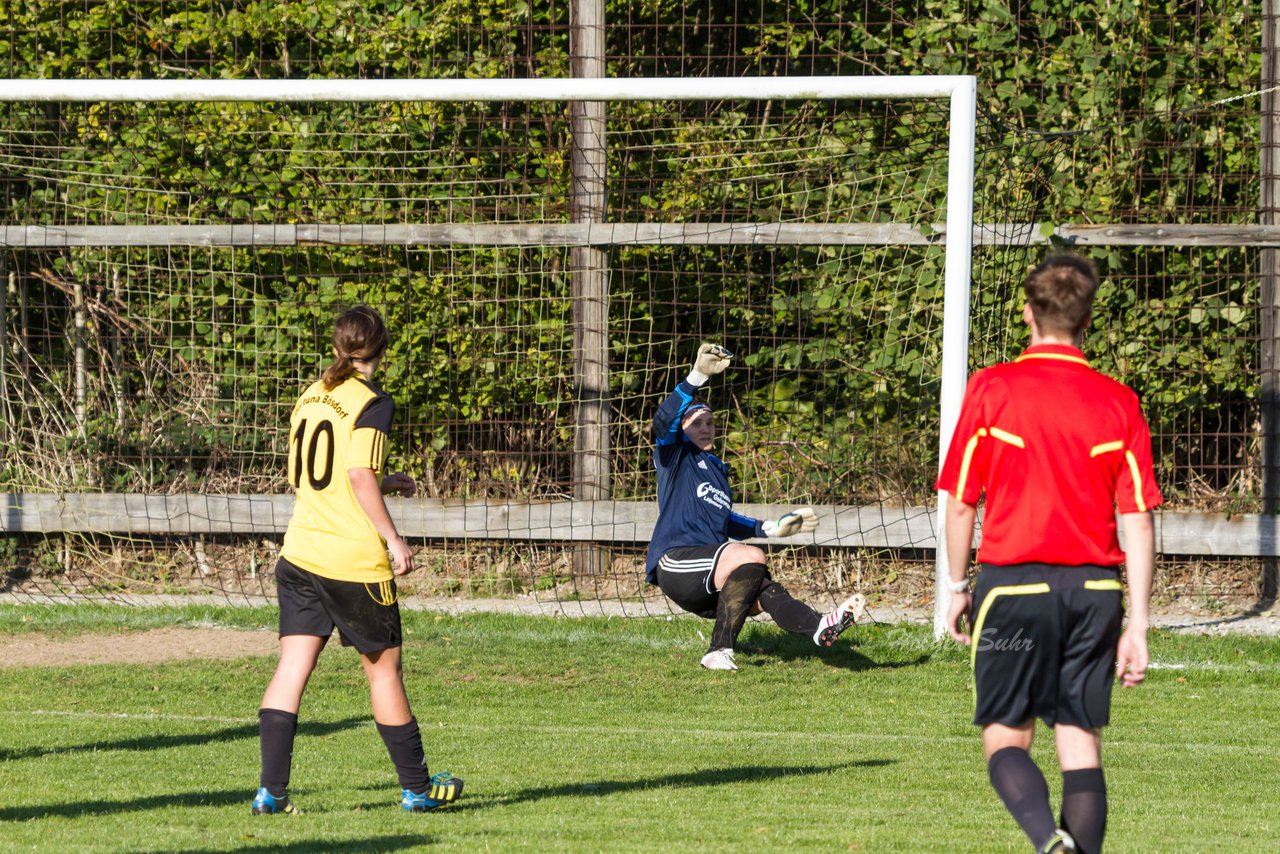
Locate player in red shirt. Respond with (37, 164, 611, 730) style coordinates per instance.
(936, 254, 1160, 854)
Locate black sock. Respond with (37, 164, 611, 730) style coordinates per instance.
(756, 577, 820, 636)
(987, 746, 1057, 851)
(709, 562, 768, 651)
(258, 708, 298, 797)
(1061, 767, 1107, 854)
(376, 717, 431, 793)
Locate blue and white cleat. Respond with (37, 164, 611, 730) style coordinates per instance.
(402, 772, 464, 811)
(250, 786, 298, 815)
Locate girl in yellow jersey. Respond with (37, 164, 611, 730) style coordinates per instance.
(251, 306, 462, 815)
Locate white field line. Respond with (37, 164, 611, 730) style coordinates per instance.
(2, 709, 1272, 755)
(1148, 659, 1280, 672)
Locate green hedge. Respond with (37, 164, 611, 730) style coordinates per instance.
(0, 2, 1263, 509)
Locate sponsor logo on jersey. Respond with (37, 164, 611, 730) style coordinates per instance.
(297, 393, 352, 419)
(697, 459, 707, 469)
(695, 481, 731, 510)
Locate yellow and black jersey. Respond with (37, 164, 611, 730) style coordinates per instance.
(280, 374, 395, 583)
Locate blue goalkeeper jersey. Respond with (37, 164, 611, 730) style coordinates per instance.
(645, 380, 765, 583)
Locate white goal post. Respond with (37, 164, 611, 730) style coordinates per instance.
(0, 76, 977, 634)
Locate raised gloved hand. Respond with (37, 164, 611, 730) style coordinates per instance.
(687, 343, 732, 385)
(762, 507, 819, 538)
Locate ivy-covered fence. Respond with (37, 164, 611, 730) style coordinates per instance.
(0, 2, 1269, 607)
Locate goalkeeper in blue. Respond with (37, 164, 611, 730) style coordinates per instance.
(648, 342, 866, 670)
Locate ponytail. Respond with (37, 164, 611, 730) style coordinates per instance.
(321, 306, 389, 390)
(322, 351, 357, 390)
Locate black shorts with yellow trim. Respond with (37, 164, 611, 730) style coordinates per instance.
(970, 563, 1124, 729)
(274, 557, 403, 654)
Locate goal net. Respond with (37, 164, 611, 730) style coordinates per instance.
(0, 77, 1030, 626)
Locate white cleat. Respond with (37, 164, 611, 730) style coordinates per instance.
(813, 593, 867, 646)
(700, 648, 738, 670)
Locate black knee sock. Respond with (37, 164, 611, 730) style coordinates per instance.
(756, 578, 821, 636)
(376, 717, 431, 793)
(258, 708, 298, 797)
(1061, 767, 1107, 854)
(709, 562, 768, 651)
(987, 746, 1057, 851)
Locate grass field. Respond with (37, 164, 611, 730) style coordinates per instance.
(0, 604, 1276, 853)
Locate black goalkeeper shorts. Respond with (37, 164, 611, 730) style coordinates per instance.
(970, 563, 1124, 729)
(274, 557, 403, 654)
(655, 543, 729, 619)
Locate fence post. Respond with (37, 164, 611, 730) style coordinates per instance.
(569, 0, 611, 577)
(74, 280, 86, 434)
(1261, 0, 1279, 603)
(0, 255, 7, 473)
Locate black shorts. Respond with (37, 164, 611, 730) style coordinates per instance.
(274, 557, 403, 654)
(655, 543, 729, 619)
(970, 564, 1124, 729)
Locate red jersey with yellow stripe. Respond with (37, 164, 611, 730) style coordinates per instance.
(935, 343, 1162, 566)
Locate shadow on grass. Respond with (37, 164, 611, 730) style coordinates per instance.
(738, 628, 933, 671)
(0, 788, 247, 822)
(467, 759, 895, 810)
(167, 836, 435, 854)
(1154, 597, 1277, 633)
(0, 716, 366, 762)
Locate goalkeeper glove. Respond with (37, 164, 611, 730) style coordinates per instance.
(687, 343, 733, 386)
(762, 508, 819, 538)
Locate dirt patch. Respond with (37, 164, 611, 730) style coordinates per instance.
(0, 626, 276, 669)
(2, 596, 1278, 671)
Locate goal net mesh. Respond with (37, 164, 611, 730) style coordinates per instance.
(0, 94, 1040, 618)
